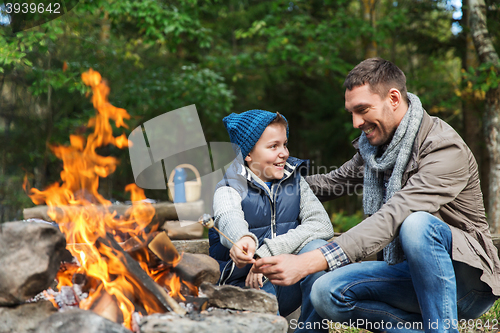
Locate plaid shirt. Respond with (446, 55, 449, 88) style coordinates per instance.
(318, 241, 350, 271)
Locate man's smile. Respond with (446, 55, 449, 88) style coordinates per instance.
(364, 126, 376, 135)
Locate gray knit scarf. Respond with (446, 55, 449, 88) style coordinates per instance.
(358, 92, 423, 265)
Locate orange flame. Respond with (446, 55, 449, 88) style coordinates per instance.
(25, 69, 187, 329)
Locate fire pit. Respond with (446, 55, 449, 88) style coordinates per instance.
(0, 70, 288, 333)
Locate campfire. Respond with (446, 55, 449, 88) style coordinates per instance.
(22, 69, 202, 329)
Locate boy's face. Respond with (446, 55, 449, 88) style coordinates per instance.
(245, 123, 289, 182)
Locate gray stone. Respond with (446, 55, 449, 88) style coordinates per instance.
(199, 282, 279, 314)
(0, 300, 57, 333)
(0, 221, 66, 305)
(139, 309, 288, 333)
(34, 308, 132, 333)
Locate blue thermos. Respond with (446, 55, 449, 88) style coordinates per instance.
(173, 167, 186, 203)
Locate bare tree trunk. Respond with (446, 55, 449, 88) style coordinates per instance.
(360, 0, 378, 59)
(100, 10, 110, 43)
(468, 0, 500, 232)
(462, 4, 488, 206)
(39, 53, 53, 190)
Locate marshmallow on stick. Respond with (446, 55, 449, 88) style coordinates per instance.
(198, 214, 249, 256)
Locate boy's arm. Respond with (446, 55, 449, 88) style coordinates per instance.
(213, 186, 259, 249)
(255, 176, 335, 258)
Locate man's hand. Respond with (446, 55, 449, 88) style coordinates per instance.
(245, 267, 265, 289)
(230, 236, 256, 268)
(253, 249, 328, 286)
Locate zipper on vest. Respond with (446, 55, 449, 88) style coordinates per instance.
(260, 162, 297, 239)
(269, 184, 277, 238)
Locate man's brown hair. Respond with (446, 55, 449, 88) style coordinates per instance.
(343, 58, 408, 103)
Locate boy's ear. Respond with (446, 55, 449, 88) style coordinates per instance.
(244, 154, 252, 163)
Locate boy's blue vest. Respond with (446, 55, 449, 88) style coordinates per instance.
(209, 156, 308, 287)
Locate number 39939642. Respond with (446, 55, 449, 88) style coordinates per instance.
(4, 3, 61, 14)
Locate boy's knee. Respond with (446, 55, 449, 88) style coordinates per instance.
(299, 239, 328, 254)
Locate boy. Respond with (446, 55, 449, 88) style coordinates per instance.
(209, 109, 334, 318)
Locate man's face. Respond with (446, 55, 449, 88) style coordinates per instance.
(345, 84, 399, 146)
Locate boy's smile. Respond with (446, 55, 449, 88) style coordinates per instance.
(245, 124, 289, 182)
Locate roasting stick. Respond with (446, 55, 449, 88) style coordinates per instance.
(198, 214, 249, 257)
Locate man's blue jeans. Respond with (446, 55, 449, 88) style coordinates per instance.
(301, 212, 497, 333)
(261, 238, 328, 320)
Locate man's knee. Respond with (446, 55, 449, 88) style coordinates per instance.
(400, 211, 433, 234)
(400, 211, 452, 253)
(310, 274, 334, 319)
(310, 271, 351, 321)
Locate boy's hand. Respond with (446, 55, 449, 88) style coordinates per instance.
(230, 236, 256, 268)
(245, 267, 265, 289)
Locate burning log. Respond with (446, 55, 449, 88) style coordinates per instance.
(89, 290, 123, 324)
(23, 200, 204, 226)
(96, 233, 186, 316)
(120, 231, 160, 254)
(172, 253, 220, 287)
(148, 232, 220, 287)
(148, 231, 180, 265)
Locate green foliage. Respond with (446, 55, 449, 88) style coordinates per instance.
(0, 173, 35, 221)
(462, 62, 500, 96)
(331, 211, 364, 233)
(93, 0, 213, 50)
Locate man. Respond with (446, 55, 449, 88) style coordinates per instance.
(253, 58, 500, 333)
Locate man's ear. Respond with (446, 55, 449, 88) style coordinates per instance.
(388, 88, 402, 110)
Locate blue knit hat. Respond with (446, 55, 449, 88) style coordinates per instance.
(223, 110, 288, 158)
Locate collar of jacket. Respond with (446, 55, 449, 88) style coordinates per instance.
(225, 156, 308, 195)
(351, 111, 433, 173)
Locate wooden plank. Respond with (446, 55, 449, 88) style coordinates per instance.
(172, 239, 210, 256)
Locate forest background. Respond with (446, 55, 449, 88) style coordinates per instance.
(0, 0, 499, 233)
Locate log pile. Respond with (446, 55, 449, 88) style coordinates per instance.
(0, 219, 287, 333)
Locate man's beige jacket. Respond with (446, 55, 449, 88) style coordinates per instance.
(307, 111, 500, 296)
